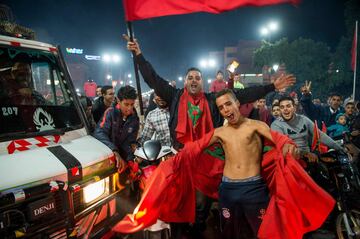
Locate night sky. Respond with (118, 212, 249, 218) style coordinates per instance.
(2, 0, 348, 90)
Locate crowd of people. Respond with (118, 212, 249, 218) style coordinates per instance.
(76, 37, 358, 239)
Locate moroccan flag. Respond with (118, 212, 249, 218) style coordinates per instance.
(123, 0, 300, 21)
(351, 21, 358, 71)
(311, 120, 327, 153)
(113, 131, 335, 239)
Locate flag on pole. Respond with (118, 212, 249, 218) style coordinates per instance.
(123, 0, 300, 21)
(351, 22, 358, 71)
(311, 121, 327, 154)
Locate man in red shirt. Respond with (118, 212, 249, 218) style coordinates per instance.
(209, 70, 227, 93)
(83, 78, 97, 98)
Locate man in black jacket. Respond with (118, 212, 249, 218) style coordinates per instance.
(300, 80, 344, 127)
(92, 85, 115, 123)
(93, 86, 139, 172)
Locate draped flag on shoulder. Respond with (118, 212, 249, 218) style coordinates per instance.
(123, 0, 300, 21)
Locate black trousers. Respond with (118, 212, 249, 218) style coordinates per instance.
(219, 178, 269, 239)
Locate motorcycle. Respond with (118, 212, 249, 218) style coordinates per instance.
(317, 149, 360, 239)
(132, 140, 174, 239)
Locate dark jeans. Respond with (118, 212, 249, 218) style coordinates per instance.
(219, 177, 269, 239)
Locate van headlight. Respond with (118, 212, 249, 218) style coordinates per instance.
(83, 178, 108, 204)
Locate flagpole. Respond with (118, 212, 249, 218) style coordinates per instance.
(126, 21, 144, 117)
(353, 20, 358, 101)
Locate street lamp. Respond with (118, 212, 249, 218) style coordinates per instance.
(102, 53, 121, 84)
(102, 54, 111, 62)
(259, 21, 279, 41)
(260, 27, 269, 36)
(200, 59, 208, 68)
(268, 21, 278, 31)
(273, 64, 279, 72)
(112, 54, 120, 63)
(199, 58, 217, 69)
(102, 54, 121, 63)
(178, 76, 183, 81)
(127, 73, 132, 78)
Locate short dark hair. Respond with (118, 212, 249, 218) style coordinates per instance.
(272, 103, 280, 110)
(217, 70, 224, 75)
(279, 96, 295, 105)
(117, 85, 137, 101)
(185, 67, 202, 77)
(101, 85, 113, 95)
(96, 85, 102, 89)
(215, 89, 237, 101)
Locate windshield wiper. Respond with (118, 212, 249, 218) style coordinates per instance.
(51, 125, 83, 134)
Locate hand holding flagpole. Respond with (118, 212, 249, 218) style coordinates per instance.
(123, 34, 142, 56)
(123, 24, 144, 118)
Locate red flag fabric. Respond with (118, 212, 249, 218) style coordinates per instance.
(311, 121, 328, 153)
(113, 131, 335, 239)
(311, 120, 320, 151)
(112, 131, 216, 233)
(351, 23, 358, 71)
(123, 0, 300, 21)
(259, 131, 335, 238)
(175, 88, 214, 144)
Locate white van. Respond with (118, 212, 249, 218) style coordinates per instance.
(0, 34, 123, 238)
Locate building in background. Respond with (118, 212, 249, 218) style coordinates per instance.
(206, 40, 263, 87)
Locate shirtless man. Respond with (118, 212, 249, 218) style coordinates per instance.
(209, 89, 297, 239)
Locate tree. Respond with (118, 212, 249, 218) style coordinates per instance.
(328, 37, 353, 98)
(254, 38, 332, 99)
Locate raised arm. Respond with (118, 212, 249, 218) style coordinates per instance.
(125, 35, 176, 105)
(299, 81, 325, 122)
(234, 74, 296, 104)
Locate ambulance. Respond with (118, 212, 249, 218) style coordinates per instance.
(0, 34, 123, 238)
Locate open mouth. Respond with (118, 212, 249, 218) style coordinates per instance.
(226, 113, 235, 122)
(283, 113, 291, 118)
(191, 84, 197, 90)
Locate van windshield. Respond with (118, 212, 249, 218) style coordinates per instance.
(0, 45, 82, 141)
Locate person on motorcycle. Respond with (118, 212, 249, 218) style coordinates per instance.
(138, 92, 171, 147)
(271, 96, 343, 162)
(327, 113, 350, 140)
